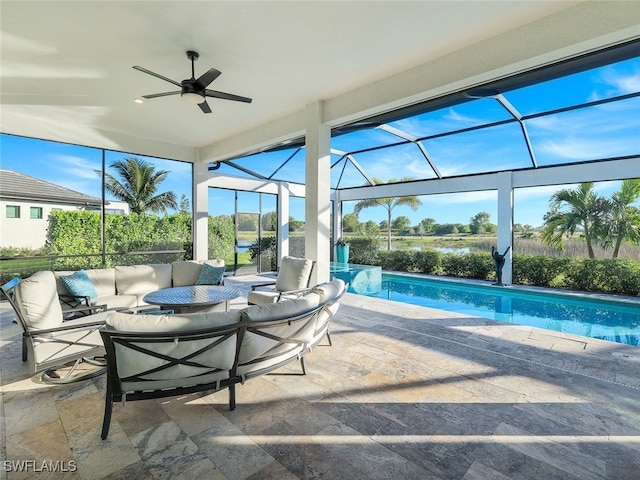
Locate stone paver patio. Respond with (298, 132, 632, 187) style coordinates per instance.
(1, 274, 640, 479)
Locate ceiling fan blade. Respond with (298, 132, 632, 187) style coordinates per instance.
(133, 66, 181, 87)
(142, 91, 181, 99)
(204, 89, 253, 103)
(196, 68, 222, 88)
(199, 101, 212, 113)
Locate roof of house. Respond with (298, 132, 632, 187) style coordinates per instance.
(0, 169, 102, 206)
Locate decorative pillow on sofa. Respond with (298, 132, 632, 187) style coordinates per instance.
(60, 270, 97, 299)
(196, 264, 225, 285)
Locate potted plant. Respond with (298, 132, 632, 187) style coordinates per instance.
(335, 238, 350, 263)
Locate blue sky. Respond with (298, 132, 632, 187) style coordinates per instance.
(0, 133, 631, 229)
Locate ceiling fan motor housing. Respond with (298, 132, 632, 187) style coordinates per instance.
(181, 79, 205, 104)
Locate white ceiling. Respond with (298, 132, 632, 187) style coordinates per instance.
(1, 1, 639, 164)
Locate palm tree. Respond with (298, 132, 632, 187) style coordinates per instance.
(353, 177, 422, 250)
(541, 182, 607, 259)
(102, 158, 177, 214)
(607, 178, 640, 258)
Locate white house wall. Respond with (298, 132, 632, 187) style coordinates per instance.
(0, 199, 78, 250)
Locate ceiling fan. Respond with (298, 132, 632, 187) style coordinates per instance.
(133, 50, 252, 113)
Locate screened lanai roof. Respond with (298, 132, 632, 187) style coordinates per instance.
(214, 40, 640, 190)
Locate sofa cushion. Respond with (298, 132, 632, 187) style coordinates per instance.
(115, 264, 172, 295)
(59, 270, 97, 299)
(91, 294, 137, 310)
(14, 270, 63, 330)
(242, 293, 320, 322)
(171, 261, 202, 287)
(55, 268, 116, 297)
(105, 310, 241, 332)
(238, 294, 321, 365)
(312, 279, 346, 304)
(105, 310, 242, 385)
(275, 256, 314, 292)
(196, 264, 225, 285)
(246, 289, 281, 305)
(171, 260, 226, 286)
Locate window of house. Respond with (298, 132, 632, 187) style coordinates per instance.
(30, 207, 43, 219)
(6, 205, 20, 218)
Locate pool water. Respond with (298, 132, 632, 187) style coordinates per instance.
(375, 273, 640, 347)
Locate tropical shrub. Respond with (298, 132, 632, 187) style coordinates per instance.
(208, 215, 234, 260)
(346, 237, 380, 265)
(512, 254, 569, 287)
(441, 253, 470, 277)
(415, 250, 443, 274)
(377, 250, 417, 272)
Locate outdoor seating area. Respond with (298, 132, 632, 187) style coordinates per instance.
(2, 273, 640, 479)
(2, 3, 640, 478)
(0, 260, 231, 383)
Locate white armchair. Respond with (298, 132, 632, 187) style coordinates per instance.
(247, 256, 315, 305)
(1, 271, 109, 383)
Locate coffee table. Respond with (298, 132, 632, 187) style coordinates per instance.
(142, 285, 241, 313)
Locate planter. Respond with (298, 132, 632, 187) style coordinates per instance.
(336, 244, 350, 263)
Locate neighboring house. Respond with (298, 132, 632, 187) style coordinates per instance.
(0, 169, 128, 249)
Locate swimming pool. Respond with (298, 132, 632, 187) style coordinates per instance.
(374, 273, 640, 347)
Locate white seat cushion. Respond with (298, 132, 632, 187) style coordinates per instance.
(172, 260, 226, 287)
(115, 264, 172, 295)
(105, 310, 242, 388)
(275, 256, 313, 291)
(15, 271, 63, 330)
(246, 289, 281, 305)
(238, 294, 321, 365)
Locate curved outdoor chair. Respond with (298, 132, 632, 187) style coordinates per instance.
(1, 272, 109, 384)
(247, 256, 315, 305)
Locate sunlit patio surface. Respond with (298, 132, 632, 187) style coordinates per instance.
(2, 274, 640, 480)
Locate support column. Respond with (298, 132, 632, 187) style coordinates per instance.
(277, 182, 290, 266)
(496, 171, 514, 285)
(305, 101, 331, 284)
(193, 161, 209, 261)
(332, 190, 342, 262)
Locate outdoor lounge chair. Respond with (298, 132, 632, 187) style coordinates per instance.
(247, 256, 315, 305)
(1, 272, 109, 383)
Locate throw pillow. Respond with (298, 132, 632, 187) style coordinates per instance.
(196, 264, 225, 285)
(60, 270, 98, 299)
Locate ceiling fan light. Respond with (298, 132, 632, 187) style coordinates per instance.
(181, 92, 204, 105)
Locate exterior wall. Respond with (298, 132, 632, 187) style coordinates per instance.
(0, 199, 78, 249)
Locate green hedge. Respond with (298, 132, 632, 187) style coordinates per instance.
(44, 210, 192, 270)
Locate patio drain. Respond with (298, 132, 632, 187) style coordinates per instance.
(612, 352, 640, 362)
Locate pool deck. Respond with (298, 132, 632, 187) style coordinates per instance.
(2, 274, 640, 479)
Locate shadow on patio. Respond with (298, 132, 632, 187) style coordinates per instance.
(1, 276, 640, 479)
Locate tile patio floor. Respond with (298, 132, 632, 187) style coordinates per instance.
(1, 274, 640, 479)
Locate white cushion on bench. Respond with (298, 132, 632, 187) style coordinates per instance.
(115, 264, 172, 295)
(15, 270, 63, 330)
(105, 310, 242, 389)
(55, 268, 116, 297)
(172, 259, 225, 287)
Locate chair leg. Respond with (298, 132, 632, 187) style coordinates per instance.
(22, 336, 27, 362)
(41, 357, 106, 385)
(101, 386, 113, 440)
(326, 330, 333, 346)
(229, 384, 236, 410)
(300, 357, 307, 375)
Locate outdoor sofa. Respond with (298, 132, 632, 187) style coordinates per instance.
(1, 260, 227, 382)
(53, 259, 227, 313)
(99, 278, 346, 439)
